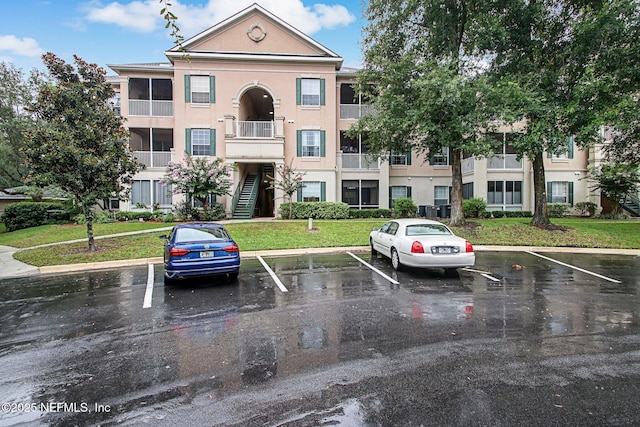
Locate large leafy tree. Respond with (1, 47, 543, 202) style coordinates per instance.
(161, 154, 233, 218)
(0, 62, 48, 189)
(23, 53, 143, 251)
(586, 163, 640, 214)
(353, 0, 517, 226)
(488, 0, 640, 225)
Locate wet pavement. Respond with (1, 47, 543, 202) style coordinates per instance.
(1, 250, 640, 426)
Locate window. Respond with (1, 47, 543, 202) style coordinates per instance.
(297, 78, 325, 106)
(186, 128, 215, 156)
(462, 182, 474, 200)
(342, 180, 379, 208)
(391, 150, 410, 166)
(390, 186, 411, 207)
(550, 136, 575, 160)
(488, 180, 522, 205)
(301, 79, 320, 106)
(548, 181, 573, 204)
(297, 130, 325, 157)
(185, 75, 215, 104)
(434, 186, 450, 206)
(131, 180, 172, 208)
(302, 131, 320, 157)
(431, 147, 449, 166)
(191, 129, 211, 156)
(299, 182, 325, 202)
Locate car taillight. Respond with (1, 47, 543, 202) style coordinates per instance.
(411, 241, 424, 253)
(223, 244, 239, 253)
(169, 247, 190, 257)
(465, 241, 474, 253)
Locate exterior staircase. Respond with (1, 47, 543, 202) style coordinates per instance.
(232, 173, 260, 219)
(622, 192, 640, 217)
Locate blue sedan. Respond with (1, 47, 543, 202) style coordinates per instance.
(161, 222, 240, 284)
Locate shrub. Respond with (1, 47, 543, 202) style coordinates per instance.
(393, 198, 417, 218)
(115, 211, 154, 221)
(174, 201, 200, 221)
(279, 202, 350, 219)
(548, 203, 571, 218)
(204, 203, 226, 221)
(575, 201, 597, 217)
(463, 197, 487, 218)
(3, 202, 67, 231)
(491, 210, 506, 218)
(349, 209, 392, 218)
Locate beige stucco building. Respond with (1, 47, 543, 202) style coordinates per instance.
(108, 3, 602, 218)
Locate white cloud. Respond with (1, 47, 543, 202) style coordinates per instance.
(82, 0, 355, 36)
(0, 35, 45, 57)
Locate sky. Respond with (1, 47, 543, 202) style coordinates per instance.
(3, 0, 365, 76)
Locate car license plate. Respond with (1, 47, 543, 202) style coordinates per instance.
(200, 251, 215, 258)
(438, 247, 452, 254)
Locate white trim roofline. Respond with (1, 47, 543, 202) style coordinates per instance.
(166, 3, 343, 69)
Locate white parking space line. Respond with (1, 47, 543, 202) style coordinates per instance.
(347, 252, 400, 285)
(481, 273, 501, 282)
(257, 256, 288, 293)
(526, 251, 622, 284)
(143, 264, 154, 308)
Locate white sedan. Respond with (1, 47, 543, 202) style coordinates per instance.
(369, 218, 475, 272)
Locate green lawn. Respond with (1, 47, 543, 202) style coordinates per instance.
(2, 218, 639, 267)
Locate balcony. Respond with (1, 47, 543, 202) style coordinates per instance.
(487, 154, 522, 169)
(462, 157, 474, 174)
(342, 153, 379, 170)
(237, 121, 274, 139)
(129, 100, 173, 117)
(133, 151, 172, 168)
(339, 104, 375, 120)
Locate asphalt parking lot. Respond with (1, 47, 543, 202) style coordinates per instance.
(1, 250, 640, 426)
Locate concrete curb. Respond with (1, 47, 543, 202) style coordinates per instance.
(24, 245, 640, 278)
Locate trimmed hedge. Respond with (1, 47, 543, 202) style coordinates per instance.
(349, 209, 392, 218)
(2, 202, 69, 232)
(489, 210, 532, 218)
(279, 202, 350, 219)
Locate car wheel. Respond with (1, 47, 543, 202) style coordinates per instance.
(229, 272, 239, 282)
(164, 275, 177, 286)
(445, 268, 458, 277)
(370, 238, 377, 256)
(391, 248, 402, 271)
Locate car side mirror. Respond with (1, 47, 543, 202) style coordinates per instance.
(159, 235, 167, 240)
(373, 227, 380, 231)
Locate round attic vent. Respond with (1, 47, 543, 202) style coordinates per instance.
(247, 23, 266, 42)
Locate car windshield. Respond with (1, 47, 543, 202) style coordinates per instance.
(405, 224, 452, 236)
(175, 227, 230, 243)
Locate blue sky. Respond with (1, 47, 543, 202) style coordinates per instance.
(3, 0, 365, 75)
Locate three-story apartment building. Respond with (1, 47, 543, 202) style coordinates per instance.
(109, 3, 602, 218)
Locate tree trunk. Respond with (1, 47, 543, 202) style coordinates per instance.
(449, 147, 465, 226)
(84, 205, 96, 251)
(530, 150, 550, 226)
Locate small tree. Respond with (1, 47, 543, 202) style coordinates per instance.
(23, 53, 143, 251)
(161, 155, 233, 218)
(586, 163, 640, 215)
(268, 161, 305, 219)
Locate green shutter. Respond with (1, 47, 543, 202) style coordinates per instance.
(209, 129, 216, 156)
(569, 182, 574, 206)
(320, 131, 326, 157)
(389, 187, 393, 208)
(297, 189, 303, 202)
(547, 182, 553, 203)
(184, 75, 191, 103)
(407, 186, 412, 198)
(209, 76, 216, 103)
(406, 150, 412, 165)
(296, 78, 301, 105)
(297, 130, 302, 156)
(185, 128, 191, 154)
(320, 78, 326, 105)
(448, 147, 453, 165)
(320, 182, 326, 201)
(429, 153, 434, 165)
(568, 136, 574, 159)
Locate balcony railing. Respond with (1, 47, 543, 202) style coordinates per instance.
(462, 157, 474, 174)
(237, 121, 274, 139)
(487, 154, 522, 169)
(342, 153, 379, 170)
(133, 151, 172, 168)
(129, 100, 173, 117)
(339, 104, 375, 120)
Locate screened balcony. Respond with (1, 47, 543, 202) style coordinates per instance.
(128, 78, 173, 117)
(129, 128, 173, 168)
